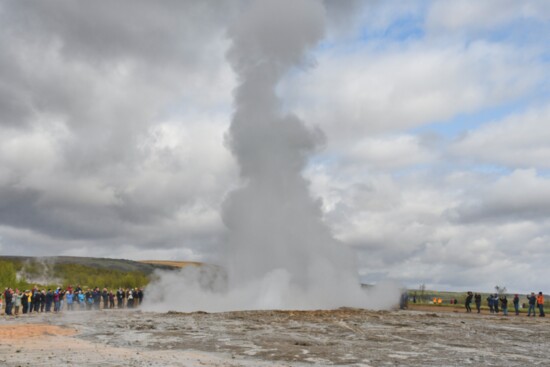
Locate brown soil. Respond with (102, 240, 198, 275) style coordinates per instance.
(138, 260, 203, 268)
(0, 324, 77, 339)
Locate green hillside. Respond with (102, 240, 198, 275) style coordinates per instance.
(0, 256, 179, 290)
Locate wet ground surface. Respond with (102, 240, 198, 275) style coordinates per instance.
(1, 307, 549, 366)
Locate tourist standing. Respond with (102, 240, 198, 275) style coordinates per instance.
(14, 290, 22, 315)
(500, 296, 508, 316)
(527, 293, 537, 316)
(127, 289, 134, 308)
(109, 290, 115, 309)
(537, 292, 545, 317)
(45, 289, 53, 312)
(53, 289, 60, 312)
(117, 288, 125, 308)
(102, 288, 109, 309)
(513, 294, 520, 315)
(21, 290, 29, 314)
(78, 291, 86, 310)
(137, 288, 144, 306)
(40, 290, 46, 312)
(66, 290, 74, 311)
(474, 293, 481, 313)
(4, 288, 13, 316)
(487, 295, 494, 314)
(465, 292, 473, 313)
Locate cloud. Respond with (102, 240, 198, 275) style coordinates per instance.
(451, 104, 550, 169)
(345, 134, 435, 170)
(426, 0, 550, 32)
(0, 0, 549, 295)
(447, 169, 550, 223)
(282, 40, 543, 140)
(0, 1, 238, 259)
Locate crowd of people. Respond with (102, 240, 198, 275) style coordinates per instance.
(1, 285, 144, 316)
(464, 291, 545, 317)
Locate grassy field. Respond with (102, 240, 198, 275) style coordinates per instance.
(0, 256, 179, 290)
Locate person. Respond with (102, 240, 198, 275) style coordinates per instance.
(513, 294, 520, 315)
(487, 295, 494, 314)
(4, 288, 13, 316)
(102, 288, 109, 309)
(117, 288, 125, 308)
(14, 289, 22, 315)
(85, 289, 94, 311)
(26, 289, 32, 313)
(66, 290, 74, 311)
(399, 291, 408, 310)
(93, 287, 101, 310)
(493, 294, 499, 314)
(137, 288, 144, 306)
(45, 289, 54, 312)
(32, 289, 40, 312)
(40, 290, 46, 312)
(527, 293, 537, 316)
(59, 288, 65, 311)
(109, 290, 115, 309)
(127, 289, 134, 308)
(465, 292, 473, 313)
(53, 288, 60, 312)
(474, 293, 482, 313)
(500, 295, 508, 316)
(537, 292, 545, 317)
(21, 290, 29, 314)
(78, 291, 86, 310)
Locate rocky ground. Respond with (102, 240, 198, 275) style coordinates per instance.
(0, 306, 549, 366)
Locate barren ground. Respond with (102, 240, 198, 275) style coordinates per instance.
(1, 306, 548, 366)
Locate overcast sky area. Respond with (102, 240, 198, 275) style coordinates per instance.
(1, 1, 549, 293)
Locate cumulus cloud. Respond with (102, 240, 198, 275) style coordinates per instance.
(451, 105, 550, 168)
(426, 0, 550, 32)
(0, 1, 238, 259)
(448, 169, 550, 223)
(0, 0, 549, 295)
(282, 40, 543, 141)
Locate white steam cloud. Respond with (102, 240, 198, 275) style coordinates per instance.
(144, 0, 400, 312)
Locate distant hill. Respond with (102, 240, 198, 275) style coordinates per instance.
(0, 255, 181, 275)
(0, 255, 208, 290)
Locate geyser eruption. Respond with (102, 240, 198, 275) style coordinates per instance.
(223, 0, 357, 305)
(145, 0, 400, 311)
